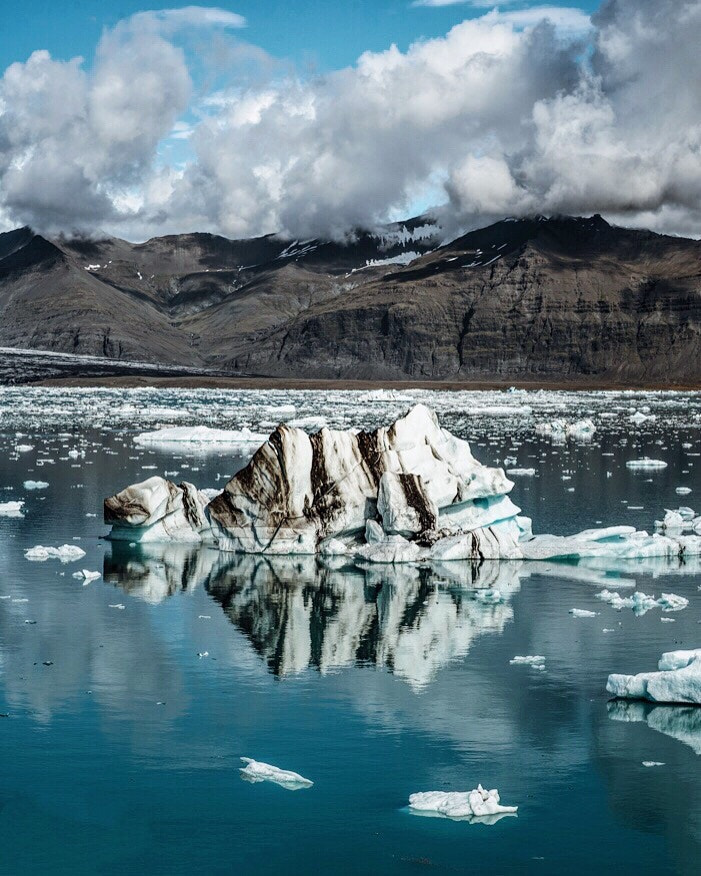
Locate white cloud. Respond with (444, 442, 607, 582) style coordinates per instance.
(2, 1, 701, 240)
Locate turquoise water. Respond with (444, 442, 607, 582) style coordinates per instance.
(0, 389, 699, 874)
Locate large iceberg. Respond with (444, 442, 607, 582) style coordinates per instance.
(607, 650, 701, 704)
(106, 405, 526, 560)
(104, 404, 701, 565)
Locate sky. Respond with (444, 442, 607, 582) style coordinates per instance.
(0, 0, 699, 241)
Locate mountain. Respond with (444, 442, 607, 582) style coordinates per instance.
(0, 214, 699, 384)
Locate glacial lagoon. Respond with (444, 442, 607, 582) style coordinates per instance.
(0, 387, 700, 874)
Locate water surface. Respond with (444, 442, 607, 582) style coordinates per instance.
(0, 388, 699, 875)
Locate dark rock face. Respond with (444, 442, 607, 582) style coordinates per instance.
(1, 214, 699, 384)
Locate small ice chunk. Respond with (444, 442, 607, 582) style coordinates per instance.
(0, 500, 24, 516)
(642, 762, 665, 767)
(25, 544, 86, 562)
(72, 569, 101, 583)
(408, 785, 517, 820)
(239, 758, 313, 789)
(626, 459, 668, 470)
(676, 487, 692, 495)
(506, 468, 536, 476)
(570, 608, 597, 618)
(15, 444, 33, 453)
(510, 655, 545, 666)
(23, 480, 49, 490)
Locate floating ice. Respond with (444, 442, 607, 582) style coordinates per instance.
(15, 444, 33, 453)
(607, 649, 701, 704)
(134, 425, 268, 448)
(626, 459, 668, 470)
(25, 544, 86, 562)
(0, 500, 24, 516)
(642, 762, 665, 767)
(23, 480, 49, 490)
(239, 758, 313, 789)
(510, 655, 545, 667)
(506, 468, 536, 476)
(536, 419, 596, 441)
(72, 569, 101, 583)
(570, 608, 598, 617)
(408, 786, 517, 820)
(595, 589, 688, 615)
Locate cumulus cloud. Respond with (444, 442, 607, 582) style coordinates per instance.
(1, 1, 701, 239)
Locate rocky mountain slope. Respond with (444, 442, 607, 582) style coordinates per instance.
(1, 214, 699, 383)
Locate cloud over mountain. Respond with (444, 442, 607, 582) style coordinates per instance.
(1, 1, 700, 239)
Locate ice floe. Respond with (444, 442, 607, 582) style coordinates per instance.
(607, 650, 701, 704)
(510, 655, 545, 668)
(239, 758, 313, 789)
(23, 480, 49, 490)
(0, 500, 24, 516)
(595, 589, 689, 615)
(25, 544, 86, 562)
(408, 786, 517, 821)
(134, 425, 268, 449)
(626, 458, 668, 470)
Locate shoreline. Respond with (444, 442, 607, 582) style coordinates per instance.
(23, 374, 701, 391)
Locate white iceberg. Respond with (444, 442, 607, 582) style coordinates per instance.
(134, 425, 268, 449)
(536, 419, 596, 441)
(607, 649, 701, 704)
(595, 589, 688, 615)
(23, 480, 49, 490)
(72, 569, 101, 583)
(408, 785, 517, 820)
(570, 608, 597, 617)
(25, 544, 86, 562)
(0, 500, 24, 516)
(239, 758, 313, 789)
(510, 655, 545, 667)
(626, 459, 668, 470)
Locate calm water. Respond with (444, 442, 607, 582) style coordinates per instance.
(0, 388, 699, 875)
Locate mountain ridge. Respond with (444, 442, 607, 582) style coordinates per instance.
(1, 214, 699, 384)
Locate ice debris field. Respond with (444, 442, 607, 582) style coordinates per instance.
(1, 385, 700, 828)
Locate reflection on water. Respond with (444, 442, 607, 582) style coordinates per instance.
(608, 700, 701, 755)
(105, 543, 523, 689)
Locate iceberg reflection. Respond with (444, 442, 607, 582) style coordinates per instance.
(607, 700, 701, 756)
(104, 544, 524, 688)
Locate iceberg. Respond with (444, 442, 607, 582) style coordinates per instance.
(0, 500, 24, 516)
(607, 650, 701, 704)
(626, 458, 668, 470)
(104, 405, 701, 569)
(239, 758, 313, 790)
(107, 405, 524, 560)
(25, 544, 86, 562)
(536, 419, 596, 441)
(595, 589, 688, 615)
(408, 786, 517, 820)
(104, 476, 213, 544)
(23, 480, 49, 490)
(134, 425, 268, 449)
